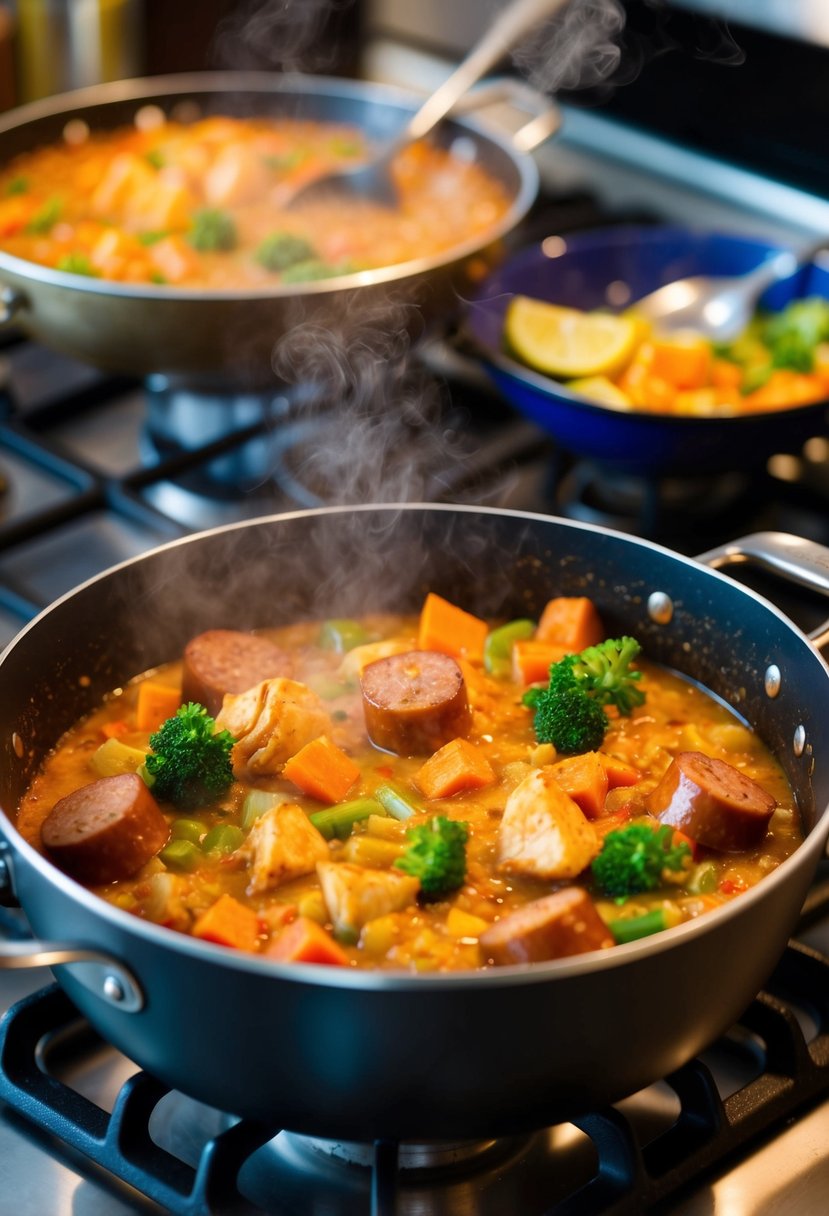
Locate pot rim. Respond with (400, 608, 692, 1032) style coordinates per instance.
(2, 503, 828, 990)
(0, 70, 539, 300)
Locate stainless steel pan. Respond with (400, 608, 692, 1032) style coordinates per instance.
(0, 73, 553, 385)
(0, 505, 828, 1141)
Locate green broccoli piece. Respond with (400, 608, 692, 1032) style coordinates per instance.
(591, 822, 692, 897)
(143, 702, 234, 810)
(761, 297, 829, 372)
(55, 252, 97, 277)
(5, 176, 29, 196)
(394, 815, 469, 900)
(26, 196, 62, 235)
(523, 636, 645, 754)
(255, 231, 316, 272)
(188, 208, 237, 252)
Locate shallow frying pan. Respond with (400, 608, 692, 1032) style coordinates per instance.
(464, 226, 829, 476)
(0, 72, 552, 385)
(0, 505, 827, 1142)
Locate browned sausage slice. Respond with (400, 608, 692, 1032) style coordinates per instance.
(41, 772, 169, 885)
(480, 888, 613, 965)
(645, 750, 776, 852)
(360, 650, 471, 756)
(182, 630, 293, 716)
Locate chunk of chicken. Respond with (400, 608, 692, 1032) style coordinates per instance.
(239, 802, 330, 895)
(203, 144, 271, 207)
(216, 678, 331, 779)
(498, 767, 600, 880)
(317, 861, 420, 942)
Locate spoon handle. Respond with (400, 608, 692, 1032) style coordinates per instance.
(739, 235, 829, 298)
(402, 0, 570, 146)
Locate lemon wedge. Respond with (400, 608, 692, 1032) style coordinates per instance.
(504, 296, 639, 379)
(567, 376, 634, 410)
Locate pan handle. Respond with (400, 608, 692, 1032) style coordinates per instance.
(0, 285, 25, 326)
(450, 77, 563, 153)
(0, 846, 144, 1011)
(696, 530, 829, 648)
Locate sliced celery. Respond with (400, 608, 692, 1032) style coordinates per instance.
(375, 782, 422, 821)
(310, 797, 385, 840)
(160, 839, 201, 872)
(240, 789, 291, 830)
(202, 824, 244, 855)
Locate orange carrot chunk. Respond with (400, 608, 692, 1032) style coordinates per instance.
(417, 592, 489, 662)
(101, 719, 131, 740)
(535, 597, 604, 650)
(135, 680, 182, 733)
(193, 893, 260, 952)
(598, 754, 641, 788)
(266, 916, 349, 965)
(551, 752, 609, 820)
(283, 735, 360, 803)
(512, 639, 568, 686)
(415, 737, 496, 800)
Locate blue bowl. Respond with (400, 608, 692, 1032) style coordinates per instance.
(465, 225, 829, 475)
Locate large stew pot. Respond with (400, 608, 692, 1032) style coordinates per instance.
(0, 505, 828, 1141)
(0, 73, 550, 385)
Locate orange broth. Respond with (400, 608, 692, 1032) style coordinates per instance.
(16, 609, 801, 973)
(0, 114, 511, 289)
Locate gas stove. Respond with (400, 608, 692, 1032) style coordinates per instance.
(3, 8, 829, 1209)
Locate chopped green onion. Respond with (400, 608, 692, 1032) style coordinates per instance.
(56, 252, 97, 277)
(608, 905, 681, 944)
(169, 818, 204, 843)
(138, 229, 170, 246)
(688, 861, 718, 894)
(484, 619, 536, 677)
(309, 797, 385, 841)
(160, 839, 202, 872)
(26, 196, 62, 234)
(145, 148, 165, 169)
(375, 781, 423, 821)
(6, 176, 29, 195)
(202, 824, 244, 855)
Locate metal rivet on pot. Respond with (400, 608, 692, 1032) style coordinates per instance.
(648, 592, 674, 624)
(102, 974, 126, 1004)
(764, 665, 782, 698)
(793, 725, 807, 757)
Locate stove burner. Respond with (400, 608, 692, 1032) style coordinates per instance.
(550, 458, 760, 546)
(1, 915, 827, 1216)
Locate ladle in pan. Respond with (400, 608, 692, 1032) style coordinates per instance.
(289, 0, 568, 207)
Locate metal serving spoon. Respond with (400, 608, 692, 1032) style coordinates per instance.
(289, 0, 571, 208)
(631, 236, 829, 342)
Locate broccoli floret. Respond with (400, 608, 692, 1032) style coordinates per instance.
(255, 231, 316, 272)
(394, 815, 469, 900)
(143, 702, 234, 810)
(523, 636, 645, 754)
(188, 208, 237, 252)
(591, 822, 692, 897)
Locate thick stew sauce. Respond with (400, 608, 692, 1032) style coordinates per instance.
(17, 593, 800, 972)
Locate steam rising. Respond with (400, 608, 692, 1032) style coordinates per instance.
(511, 0, 625, 94)
(213, 0, 356, 73)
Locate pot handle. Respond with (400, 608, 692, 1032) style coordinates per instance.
(450, 77, 563, 153)
(0, 847, 144, 1012)
(696, 530, 829, 648)
(0, 285, 25, 327)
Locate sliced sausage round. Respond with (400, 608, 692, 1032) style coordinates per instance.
(645, 750, 776, 852)
(182, 629, 293, 716)
(480, 888, 614, 966)
(360, 650, 472, 756)
(41, 772, 169, 885)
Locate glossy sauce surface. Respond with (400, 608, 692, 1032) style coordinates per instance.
(16, 611, 801, 972)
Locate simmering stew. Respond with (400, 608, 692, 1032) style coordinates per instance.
(0, 114, 511, 289)
(17, 592, 800, 971)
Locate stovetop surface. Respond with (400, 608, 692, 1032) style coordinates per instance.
(1, 165, 829, 1214)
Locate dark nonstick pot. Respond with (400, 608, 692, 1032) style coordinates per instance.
(464, 226, 829, 475)
(0, 72, 552, 385)
(0, 505, 828, 1142)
